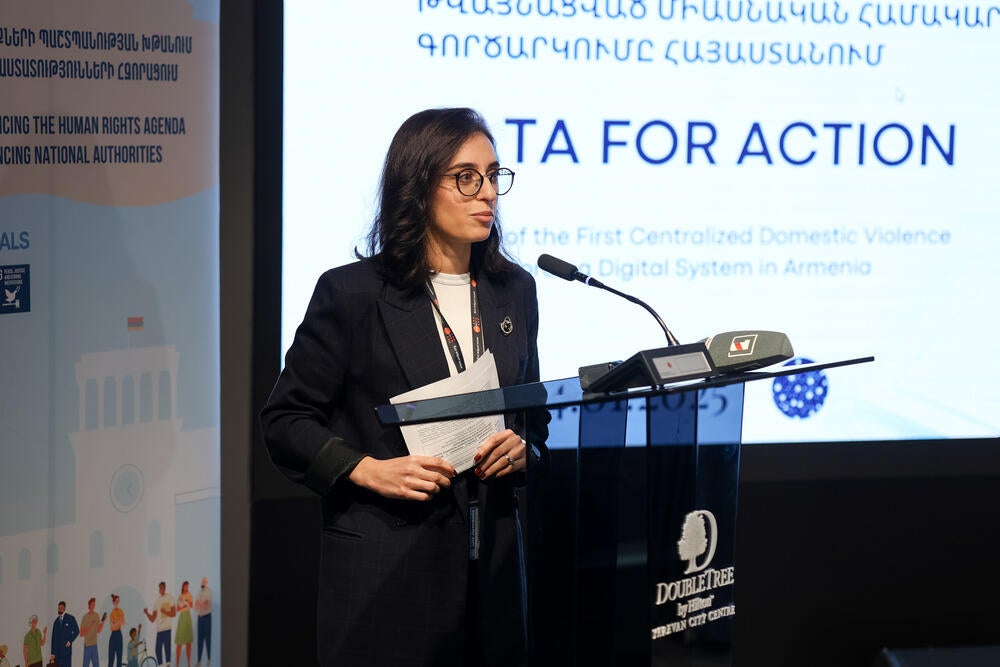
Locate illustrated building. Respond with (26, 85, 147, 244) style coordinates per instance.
(0, 345, 219, 667)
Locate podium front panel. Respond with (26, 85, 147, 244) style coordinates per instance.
(375, 359, 871, 665)
(647, 384, 743, 666)
(525, 383, 744, 667)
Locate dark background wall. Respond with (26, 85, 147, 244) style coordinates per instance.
(219, 2, 1000, 665)
(734, 441, 1000, 666)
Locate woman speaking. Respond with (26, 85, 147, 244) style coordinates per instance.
(261, 107, 542, 667)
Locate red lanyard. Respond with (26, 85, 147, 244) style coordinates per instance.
(425, 275, 484, 373)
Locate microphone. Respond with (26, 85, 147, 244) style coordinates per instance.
(537, 254, 794, 392)
(537, 253, 601, 285)
(537, 254, 679, 346)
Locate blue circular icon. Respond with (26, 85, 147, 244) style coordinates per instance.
(772, 357, 828, 419)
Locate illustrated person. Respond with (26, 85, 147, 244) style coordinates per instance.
(173, 581, 194, 667)
(126, 625, 143, 667)
(143, 582, 175, 666)
(261, 107, 543, 666)
(50, 601, 79, 667)
(23, 614, 48, 667)
(107, 593, 126, 667)
(194, 577, 211, 667)
(80, 597, 106, 667)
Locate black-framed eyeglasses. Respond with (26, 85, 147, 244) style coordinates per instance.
(443, 167, 515, 196)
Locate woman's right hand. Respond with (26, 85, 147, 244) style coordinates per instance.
(349, 455, 456, 501)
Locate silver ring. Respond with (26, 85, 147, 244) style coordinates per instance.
(505, 454, 514, 467)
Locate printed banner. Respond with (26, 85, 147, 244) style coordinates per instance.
(0, 2, 220, 666)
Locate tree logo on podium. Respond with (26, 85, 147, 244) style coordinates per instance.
(677, 510, 718, 574)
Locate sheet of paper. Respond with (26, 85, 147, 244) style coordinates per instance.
(390, 350, 505, 474)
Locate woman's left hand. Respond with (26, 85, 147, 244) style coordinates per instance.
(473, 429, 527, 479)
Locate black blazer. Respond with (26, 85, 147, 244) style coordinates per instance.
(261, 258, 541, 667)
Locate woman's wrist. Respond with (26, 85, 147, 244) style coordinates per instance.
(347, 455, 375, 489)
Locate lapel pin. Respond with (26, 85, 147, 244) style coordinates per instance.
(499, 316, 513, 336)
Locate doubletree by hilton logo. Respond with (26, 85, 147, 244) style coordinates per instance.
(653, 508, 735, 636)
(677, 510, 718, 574)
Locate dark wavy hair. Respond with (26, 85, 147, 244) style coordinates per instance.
(359, 108, 515, 289)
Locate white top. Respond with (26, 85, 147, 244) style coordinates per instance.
(154, 594, 174, 631)
(429, 272, 474, 376)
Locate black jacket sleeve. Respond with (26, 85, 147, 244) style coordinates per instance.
(259, 271, 367, 495)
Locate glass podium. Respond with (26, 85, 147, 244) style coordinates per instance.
(377, 357, 872, 666)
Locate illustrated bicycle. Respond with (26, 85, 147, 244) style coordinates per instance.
(133, 638, 159, 667)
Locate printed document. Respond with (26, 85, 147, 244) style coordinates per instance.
(390, 351, 504, 474)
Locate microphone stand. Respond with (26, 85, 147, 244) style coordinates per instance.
(585, 277, 680, 347)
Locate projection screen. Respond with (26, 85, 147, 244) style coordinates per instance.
(282, 1, 1000, 443)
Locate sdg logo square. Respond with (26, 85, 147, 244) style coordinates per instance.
(1, 264, 30, 314)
